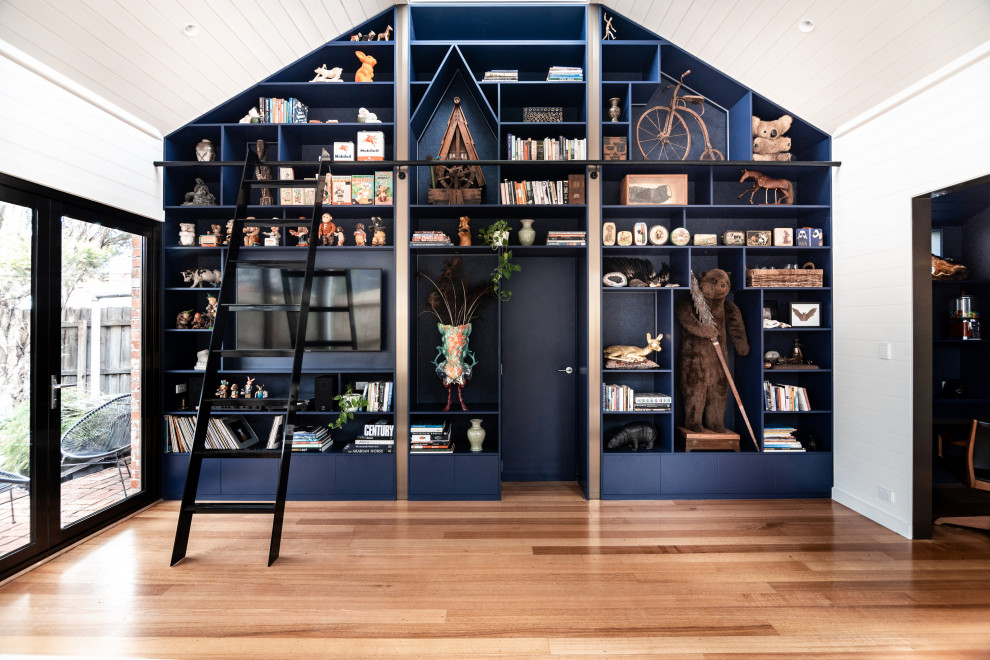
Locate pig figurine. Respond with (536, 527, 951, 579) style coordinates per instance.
(606, 421, 657, 451)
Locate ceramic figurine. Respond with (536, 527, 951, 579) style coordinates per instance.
(238, 107, 261, 123)
(181, 178, 216, 206)
(230, 384, 239, 399)
(357, 107, 380, 123)
(318, 213, 336, 246)
(290, 226, 309, 246)
(209, 224, 223, 237)
(195, 139, 216, 161)
(458, 216, 471, 246)
(378, 25, 393, 41)
(194, 349, 208, 371)
(243, 226, 261, 247)
(353, 222, 367, 246)
(264, 226, 281, 246)
(178, 223, 197, 246)
(204, 295, 218, 327)
(176, 310, 193, 329)
(333, 224, 345, 246)
(354, 51, 376, 82)
(217, 380, 229, 398)
(244, 377, 255, 398)
(255, 386, 265, 399)
(311, 65, 343, 82)
(255, 140, 273, 205)
(190, 312, 205, 329)
(181, 268, 222, 287)
(224, 219, 234, 245)
(370, 216, 386, 246)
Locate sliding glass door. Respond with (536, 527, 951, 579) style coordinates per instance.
(0, 176, 159, 579)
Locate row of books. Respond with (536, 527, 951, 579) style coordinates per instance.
(602, 385, 671, 412)
(292, 426, 332, 452)
(410, 421, 453, 453)
(763, 426, 806, 452)
(258, 97, 309, 124)
(547, 230, 587, 246)
(362, 381, 394, 413)
(483, 69, 518, 81)
(506, 135, 587, 161)
(164, 414, 259, 452)
(763, 381, 812, 411)
(547, 66, 583, 81)
(499, 179, 571, 205)
(411, 230, 452, 246)
(342, 419, 395, 453)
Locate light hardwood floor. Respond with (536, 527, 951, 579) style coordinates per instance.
(2, 482, 990, 658)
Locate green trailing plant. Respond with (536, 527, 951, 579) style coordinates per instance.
(329, 384, 368, 430)
(479, 220, 521, 302)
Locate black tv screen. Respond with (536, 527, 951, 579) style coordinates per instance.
(235, 268, 382, 351)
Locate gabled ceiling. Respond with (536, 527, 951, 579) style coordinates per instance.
(1, 0, 988, 138)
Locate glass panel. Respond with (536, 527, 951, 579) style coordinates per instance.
(59, 217, 143, 528)
(0, 201, 33, 558)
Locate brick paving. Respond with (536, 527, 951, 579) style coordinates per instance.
(0, 461, 134, 558)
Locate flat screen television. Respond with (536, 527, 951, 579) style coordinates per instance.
(235, 268, 382, 351)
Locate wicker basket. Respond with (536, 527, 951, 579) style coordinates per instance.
(746, 263, 823, 288)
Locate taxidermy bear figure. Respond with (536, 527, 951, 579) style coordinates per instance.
(675, 269, 749, 433)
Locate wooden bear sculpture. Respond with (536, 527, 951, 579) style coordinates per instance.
(675, 269, 749, 433)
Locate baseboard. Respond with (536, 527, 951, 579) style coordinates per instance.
(832, 487, 912, 539)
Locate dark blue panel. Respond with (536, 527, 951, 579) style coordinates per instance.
(336, 455, 396, 499)
(287, 454, 334, 498)
(660, 453, 718, 495)
(162, 454, 221, 500)
(602, 453, 660, 497)
(716, 454, 775, 494)
(773, 453, 833, 495)
(408, 455, 454, 498)
(221, 459, 278, 496)
(453, 455, 500, 497)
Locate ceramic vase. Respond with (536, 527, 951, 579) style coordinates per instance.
(608, 97, 622, 123)
(467, 418, 486, 452)
(434, 323, 478, 411)
(195, 138, 216, 162)
(518, 219, 536, 246)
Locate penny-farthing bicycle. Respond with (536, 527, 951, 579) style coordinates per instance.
(635, 70, 724, 161)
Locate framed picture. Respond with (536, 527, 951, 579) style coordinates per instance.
(773, 227, 793, 246)
(790, 302, 821, 327)
(747, 230, 771, 246)
(620, 174, 688, 205)
(763, 301, 779, 321)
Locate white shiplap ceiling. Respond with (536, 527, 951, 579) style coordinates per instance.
(1, 0, 988, 138)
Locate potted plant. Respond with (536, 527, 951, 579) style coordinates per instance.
(330, 384, 368, 430)
(479, 219, 521, 302)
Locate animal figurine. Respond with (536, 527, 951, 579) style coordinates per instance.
(217, 380, 229, 398)
(230, 384, 239, 398)
(364, 31, 376, 41)
(178, 223, 197, 246)
(243, 226, 261, 247)
(378, 25, 393, 41)
(354, 51, 376, 82)
(601, 258, 670, 287)
(311, 65, 343, 82)
(357, 107, 380, 123)
(353, 223, 367, 246)
(752, 114, 793, 161)
(264, 226, 281, 246)
(244, 377, 255, 398)
(238, 107, 261, 123)
(606, 422, 657, 451)
(181, 268, 222, 288)
(350, 33, 362, 41)
(318, 213, 336, 246)
(190, 312, 205, 329)
(204, 295, 218, 328)
(181, 178, 217, 206)
(376, 182, 391, 204)
(932, 254, 970, 280)
(675, 269, 749, 434)
(738, 169, 793, 205)
(209, 224, 223, 237)
(224, 219, 234, 245)
(176, 310, 193, 329)
(458, 216, 471, 246)
(603, 333, 663, 363)
(332, 224, 345, 246)
(290, 226, 309, 246)
(370, 216, 386, 246)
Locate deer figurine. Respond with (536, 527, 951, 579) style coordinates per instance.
(603, 333, 663, 363)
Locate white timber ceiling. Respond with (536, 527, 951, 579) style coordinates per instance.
(0, 0, 988, 138)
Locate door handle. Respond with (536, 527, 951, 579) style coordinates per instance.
(557, 367, 573, 374)
(50, 375, 76, 409)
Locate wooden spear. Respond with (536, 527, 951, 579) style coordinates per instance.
(689, 271, 759, 452)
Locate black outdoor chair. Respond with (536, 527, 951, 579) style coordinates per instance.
(0, 469, 29, 522)
(61, 393, 132, 495)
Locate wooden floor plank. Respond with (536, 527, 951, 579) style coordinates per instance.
(2, 483, 990, 657)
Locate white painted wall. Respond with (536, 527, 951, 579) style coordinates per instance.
(0, 41, 163, 220)
(832, 44, 990, 538)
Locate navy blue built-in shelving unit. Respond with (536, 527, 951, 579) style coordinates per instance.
(161, 9, 398, 501)
(598, 8, 833, 499)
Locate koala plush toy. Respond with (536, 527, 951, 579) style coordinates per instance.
(752, 114, 793, 161)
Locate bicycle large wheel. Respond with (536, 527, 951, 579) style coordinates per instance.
(636, 107, 690, 160)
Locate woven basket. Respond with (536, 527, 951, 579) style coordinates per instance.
(746, 263, 823, 288)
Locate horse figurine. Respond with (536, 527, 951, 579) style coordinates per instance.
(738, 169, 794, 205)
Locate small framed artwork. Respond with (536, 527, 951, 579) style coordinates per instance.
(602, 221, 616, 246)
(633, 222, 648, 246)
(773, 227, 793, 246)
(790, 302, 821, 327)
(763, 301, 779, 321)
(620, 174, 688, 205)
(747, 230, 771, 246)
(648, 225, 669, 245)
(722, 230, 745, 246)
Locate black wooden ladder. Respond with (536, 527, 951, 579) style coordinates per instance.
(170, 150, 332, 566)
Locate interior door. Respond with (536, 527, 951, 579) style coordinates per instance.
(501, 257, 577, 481)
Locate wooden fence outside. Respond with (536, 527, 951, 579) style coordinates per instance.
(61, 306, 134, 395)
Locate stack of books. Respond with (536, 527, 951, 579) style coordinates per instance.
(410, 421, 453, 453)
(763, 427, 805, 452)
(547, 231, 586, 246)
(362, 381, 394, 412)
(483, 69, 518, 82)
(411, 230, 452, 246)
(342, 419, 395, 454)
(547, 66, 583, 81)
(603, 385, 671, 412)
(291, 426, 332, 452)
(763, 381, 811, 411)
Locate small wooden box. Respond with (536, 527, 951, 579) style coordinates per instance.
(523, 106, 563, 122)
(568, 174, 585, 205)
(620, 174, 687, 205)
(678, 427, 740, 452)
(603, 136, 628, 161)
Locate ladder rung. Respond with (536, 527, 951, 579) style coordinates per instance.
(216, 349, 296, 358)
(222, 304, 302, 312)
(183, 502, 277, 514)
(198, 449, 283, 459)
(304, 340, 358, 348)
(238, 219, 317, 228)
(203, 398, 292, 409)
(247, 179, 319, 188)
(228, 260, 308, 269)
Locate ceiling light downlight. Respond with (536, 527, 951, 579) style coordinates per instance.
(798, 19, 815, 33)
(182, 24, 200, 37)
